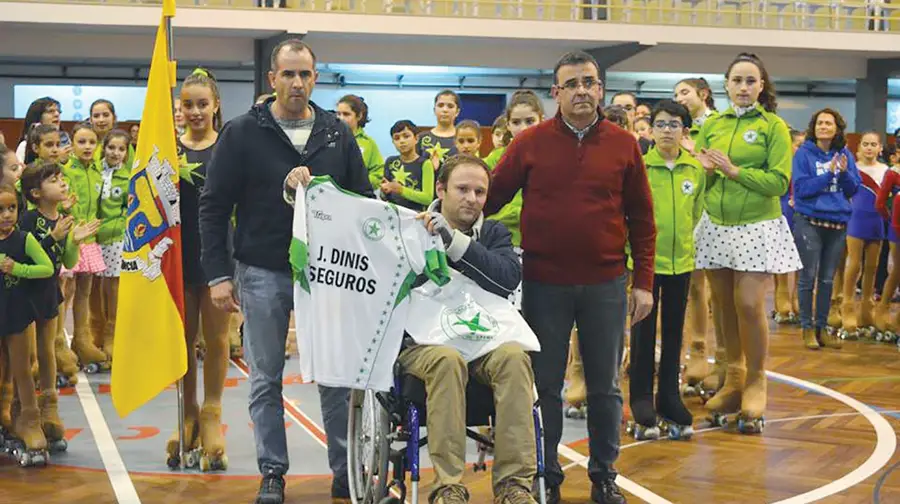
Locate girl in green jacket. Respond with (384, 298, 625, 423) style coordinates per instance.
(93, 129, 132, 363)
(694, 53, 801, 434)
(336, 95, 384, 191)
(61, 123, 108, 372)
(673, 77, 725, 399)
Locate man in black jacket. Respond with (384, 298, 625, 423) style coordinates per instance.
(199, 39, 372, 504)
(407, 154, 538, 504)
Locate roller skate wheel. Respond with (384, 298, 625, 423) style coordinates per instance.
(184, 450, 200, 468)
(166, 455, 180, 470)
(681, 384, 699, 397)
(707, 413, 729, 427)
(737, 416, 765, 434)
(631, 423, 660, 441)
(49, 439, 68, 453)
(56, 375, 68, 389)
(565, 406, 586, 419)
(84, 362, 100, 374)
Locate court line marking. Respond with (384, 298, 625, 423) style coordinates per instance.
(767, 370, 897, 504)
(75, 370, 142, 504)
(229, 358, 327, 449)
(559, 371, 898, 504)
(557, 444, 672, 504)
(230, 358, 411, 503)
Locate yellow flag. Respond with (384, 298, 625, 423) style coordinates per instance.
(111, 4, 186, 418)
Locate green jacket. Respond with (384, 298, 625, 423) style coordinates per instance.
(644, 147, 706, 275)
(690, 109, 718, 140)
(96, 162, 131, 245)
(62, 157, 103, 243)
(355, 128, 384, 191)
(484, 147, 524, 247)
(695, 103, 791, 226)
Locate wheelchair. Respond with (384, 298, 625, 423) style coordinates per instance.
(348, 360, 547, 504)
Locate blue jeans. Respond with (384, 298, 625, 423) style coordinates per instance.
(792, 214, 847, 330)
(522, 275, 627, 488)
(235, 262, 349, 480)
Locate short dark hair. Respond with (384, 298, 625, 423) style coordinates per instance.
(21, 162, 62, 204)
(437, 154, 492, 190)
(270, 38, 317, 71)
(805, 108, 847, 151)
(553, 51, 600, 85)
(604, 105, 629, 129)
(390, 120, 417, 137)
(649, 99, 692, 129)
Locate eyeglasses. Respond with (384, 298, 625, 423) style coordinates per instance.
(653, 120, 685, 131)
(559, 78, 603, 91)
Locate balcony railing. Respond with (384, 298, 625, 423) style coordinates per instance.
(8, 0, 900, 33)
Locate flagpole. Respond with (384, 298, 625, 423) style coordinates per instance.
(163, 2, 186, 472)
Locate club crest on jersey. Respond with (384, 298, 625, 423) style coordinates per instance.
(743, 130, 758, 144)
(363, 217, 385, 241)
(440, 302, 499, 342)
(682, 180, 695, 195)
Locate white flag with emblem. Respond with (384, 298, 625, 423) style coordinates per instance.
(405, 269, 541, 362)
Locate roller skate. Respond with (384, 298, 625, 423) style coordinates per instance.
(736, 370, 766, 434)
(657, 394, 694, 440)
(166, 406, 200, 469)
(857, 297, 877, 340)
(681, 341, 707, 397)
(196, 337, 206, 362)
(38, 389, 68, 453)
(625, 397, 660, 440)
(772, 273, 794, 324)
(285, 330, 297, 360)
(697, 350, 726, 403)
(55, 331, 79, 388)
(198, 403, 228, 472)
(802, 328, 820, 350)
(474, 424, 493, 472)
(564, 330, 587, 419)
(7, 406, 49, 467)
(837, 299, 859, 341)
(71, 332, 110, 374)
(229, 318, 243, 359)
(827, 295, 842, 334)
(818, 327, 843, 350)
(705, 365, 744, 428)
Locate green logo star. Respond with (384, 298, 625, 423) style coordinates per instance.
(363, 217, 385, 241)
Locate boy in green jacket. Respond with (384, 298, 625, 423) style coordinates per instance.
(627, 100, 705, 441)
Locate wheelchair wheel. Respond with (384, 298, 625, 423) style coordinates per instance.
(348, 389, 391, 504)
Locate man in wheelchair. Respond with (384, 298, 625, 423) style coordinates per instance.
(403, 154, 538, 504)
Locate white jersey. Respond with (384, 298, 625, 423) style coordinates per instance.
(291, 177, 450, 391)
(405, 269, 541, 362)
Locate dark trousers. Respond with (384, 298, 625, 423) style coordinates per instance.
(522, 275, 627, 488)
(629, 273, 691, 402)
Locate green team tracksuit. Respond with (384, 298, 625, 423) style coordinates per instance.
(355, 128, 384, 191)
(484, 147, 524, 248)
(695, 103, 792, 226)
(643, 147, 706, 274)
(62, 157, 103, 243)
(96, 161, 131, 246)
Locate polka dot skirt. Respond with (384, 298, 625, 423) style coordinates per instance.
(99, 241, 124, 278)
(694, 212, 803, 274)
(509, 247, 523, 309)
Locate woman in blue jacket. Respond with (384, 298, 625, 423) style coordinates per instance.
(792, 108, 860, 350)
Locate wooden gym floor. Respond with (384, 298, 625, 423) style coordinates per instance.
(1, 297, 899, 504)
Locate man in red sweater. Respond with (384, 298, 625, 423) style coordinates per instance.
(484, 51, 656, 504)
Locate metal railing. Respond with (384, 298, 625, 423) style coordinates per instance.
(8, 0, 900, 32)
